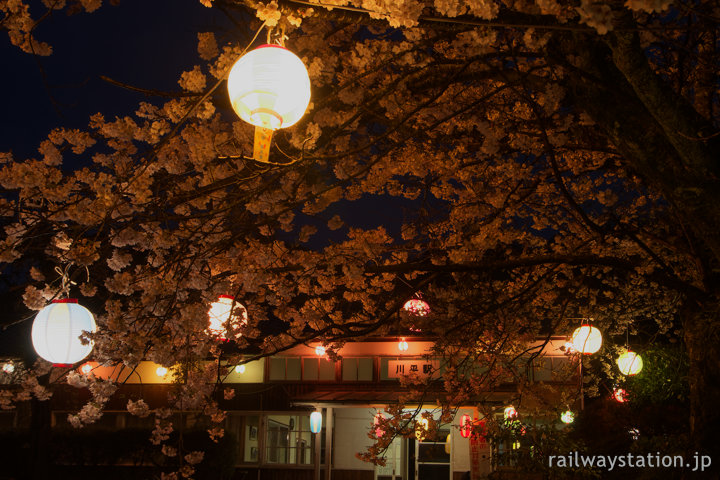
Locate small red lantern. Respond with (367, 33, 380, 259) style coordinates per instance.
(403, 298, 430, 316)
(503, 406, 518, 420)
(460, 414, 472, 438)
(613, 388, 628, 403)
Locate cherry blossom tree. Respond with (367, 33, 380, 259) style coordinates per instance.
(2, 0, 719, 477)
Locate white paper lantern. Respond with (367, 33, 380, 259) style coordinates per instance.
(227, 45, 311, 130)
(617, 350, 643, 375)
(31, 299, 96, 367)
(207, 295, 247, 340)
(571, 324, 602, 354)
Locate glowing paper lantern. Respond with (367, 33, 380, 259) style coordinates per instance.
(503, 406, 517, 420)
(613, 388, 628, 403)
(560, 410, 575, 424)
(570, 324, 602, 354)
(415, 417, 429, 440)
(563, 341, 576, 354)
(235, 364, 246, 374)
(398, 338, 409, 351)
(207, 295, 247, 340)
(460, 414, 473, 438)
(403, 298, 430, 316)
(156, 366, 168, 377)
(31, 299, 97, 367)
(310, 411, 322, 433)
(617, 350, 643, 375)
(315, 346, 326, 356)
(228, 45, 311, 130)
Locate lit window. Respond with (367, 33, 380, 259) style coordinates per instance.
(265, 414, 324, 465)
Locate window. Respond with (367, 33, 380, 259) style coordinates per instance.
(303, 357, 336, 381)
(265, 414, 321, 465)
(532, 358, 552, 382)
(269, 357, 301, 380)
(341, 357, 373, 381)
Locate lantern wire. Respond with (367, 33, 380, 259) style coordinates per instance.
(53, 263, 90, 298)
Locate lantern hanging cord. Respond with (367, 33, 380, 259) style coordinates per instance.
(266, 24, 287, 46)
(54, 263, 90, 298)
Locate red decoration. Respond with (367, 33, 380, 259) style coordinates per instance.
(403, 298, 430, 316)
(613, 388, 628, 403)
(460, 414, 473, 438)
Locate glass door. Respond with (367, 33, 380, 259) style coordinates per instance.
(376, 436, 404, 480)
(416, 429, 451, 480)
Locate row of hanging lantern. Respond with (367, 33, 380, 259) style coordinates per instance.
(30, 292, 247, 368)
(570, 322, 644, 376)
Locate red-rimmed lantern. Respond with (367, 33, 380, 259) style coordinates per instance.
(227, 44, 312, 162)
(570, 324, 602, 354)
(207, 295, 247, 340)
(228, 44, 311, 130)
(31, 299, 97, 367)
(403, 298, 430, 316)
(613, 388, 628, 403)
(460, 414, 473, 438)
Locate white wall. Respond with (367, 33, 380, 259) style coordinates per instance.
(333, 408, 376, 470)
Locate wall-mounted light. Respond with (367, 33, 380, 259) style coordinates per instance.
(310, 411, 322, 433)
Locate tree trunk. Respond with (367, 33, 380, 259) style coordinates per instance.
(683, 305, 720, 479)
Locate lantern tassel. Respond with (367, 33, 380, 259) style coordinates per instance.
(253, 126, 273, 162)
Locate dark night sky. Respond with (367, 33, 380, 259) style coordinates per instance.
(1, 0, 231, 158)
